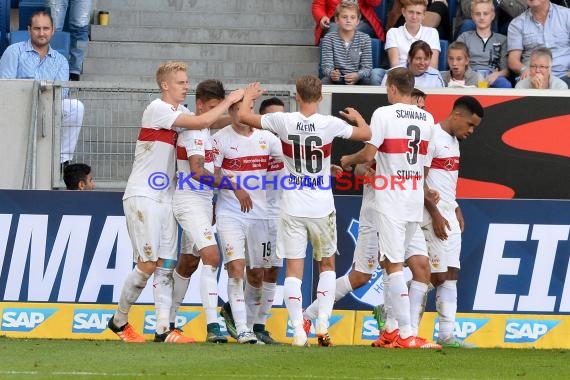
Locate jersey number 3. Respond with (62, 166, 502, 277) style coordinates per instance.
(287, 134, 324, 174)
(406, 125, 420, 165)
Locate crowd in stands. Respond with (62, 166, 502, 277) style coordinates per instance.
(314, 0, 570, 89)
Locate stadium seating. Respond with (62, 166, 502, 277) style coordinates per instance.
(9, 29, 70, 58)
(374, 0, 389, 32)
(18, 0, 47, 30)
(1, 0, 9, 55)
(439, 39, 449, 71)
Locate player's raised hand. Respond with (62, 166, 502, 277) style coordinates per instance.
(226, 88, 245, 104)
(234, 188, 253, 213)
(244, 82, 264, 100)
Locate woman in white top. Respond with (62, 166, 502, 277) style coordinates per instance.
(384, 0, 440, 69)
(382, 40, 445, 88)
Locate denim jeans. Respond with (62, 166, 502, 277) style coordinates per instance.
(46, 0, 92, 75)
(321, 68, 385, 85)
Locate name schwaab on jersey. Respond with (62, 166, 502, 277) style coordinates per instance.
(1, 307, 58, 332)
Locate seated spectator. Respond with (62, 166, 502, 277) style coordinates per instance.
(385, 0, 440, 69)
(411, 88, 427, 108)
(320, 2, 385, 85)
(388, 0, 450, 41)
(457, 0, 512, 88)
(441, 41, 484, 87)
(312, 0, 385, 45)
(46, 0, 93, 81)
(0, 11, 84, 167)
(63, 162, 95, 190)
(382, 40, 445, 87)
(508, 0, 570, 87)
(457, 0, 527, 37)
(515, 47, 568, 89)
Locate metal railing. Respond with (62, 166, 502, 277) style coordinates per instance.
(50, 82, 296, 190)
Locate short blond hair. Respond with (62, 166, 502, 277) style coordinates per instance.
(156, 61, 188, 89)
(296, 75, 322, 103)
(335, 1, 361, 19)
(403, 0, 428, 9)
(471, 0, 495, 12)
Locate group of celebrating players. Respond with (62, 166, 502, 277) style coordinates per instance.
(106, 60, 484, 348)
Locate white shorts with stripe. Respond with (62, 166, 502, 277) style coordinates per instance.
(173, 195, 216, 256)
(422, 203, 461, 273)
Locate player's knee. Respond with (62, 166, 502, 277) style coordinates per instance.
(263, 267, 280, 283)
(349, 271, 371, 288)
(246, 267, 264, 287)
(176, 255, 200, 277)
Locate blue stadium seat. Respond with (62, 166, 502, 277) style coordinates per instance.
(448, 0, 458, 33)
(439, 39, 449, 71)
(9, 29, 70, 58)
(0, 0, 9, 55)
(18, 0, 48, 30)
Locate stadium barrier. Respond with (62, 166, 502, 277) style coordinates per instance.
(1, 190, 568, 347)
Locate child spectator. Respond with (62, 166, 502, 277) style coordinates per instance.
(457, 0, 512, 88)
(63, 163, 94, 190)
(441, 41, 484, 87)
(382, 40, 444, 88)
(320, 2, 384, 85)
(385, 0, 440, 69)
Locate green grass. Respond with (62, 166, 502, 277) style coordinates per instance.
(0, 337, 568, 379)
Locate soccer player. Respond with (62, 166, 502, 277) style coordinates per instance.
(340, 67, 439, 348)
(107, 61, 243, 343)
(423, 96, 483, 347)
(170, 79, 247, 344)
(237, 75, 371, 346)
(213, 98, 283, 344)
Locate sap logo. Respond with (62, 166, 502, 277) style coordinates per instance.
(286, 315, 342, 337)
(361, 316, 380, 340)
(433, 317, 489, 340)
(72, 309, 114, 333)
(1, 308, 58, 332)
(504, 319, 560, 343)
(143, 311, 200, 334)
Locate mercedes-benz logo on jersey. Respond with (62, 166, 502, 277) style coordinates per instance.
(444, 159, 455, 170)
(225, 158, 242, 171)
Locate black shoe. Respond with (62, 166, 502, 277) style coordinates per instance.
(220, 302, 238, 339)
(154, 331, 168, 342)
(69, 73, 80, 81)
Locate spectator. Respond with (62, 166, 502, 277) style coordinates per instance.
(457, 0, 527, 37)
(385, 0, 440, 69)
(321, 1, 385, 85)
(388, 0, 450, 41)
(0, 10, 84, 168)
(382, 40, 445, 87)
(515, 47, 568, 89)
(312, 0, 386, 45)
(63, 162, 94, 190)
(457, 0, 512, 88)
(508, 0, 570, 87)
(441, 41, 484, 87)
(46, 0, 92, 81)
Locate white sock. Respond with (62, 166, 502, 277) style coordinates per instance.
(387, 271, 411, 338)
(170, 269, 190, 325)
(409, 280, 429, 336)
(382, 269, 398, 332)
(301, 273, 352, 321)
(244, 281, 262, 330)
(200, 265, 220, 325)
(436, 280, 457, 340)
(153, 267, 174, 335)
(114, 266, 150, 327)
(316, 271, 336, 329)
(228, 277, 247, 334)
(283, 277, 304, 335)
(255, 281, 276, 326)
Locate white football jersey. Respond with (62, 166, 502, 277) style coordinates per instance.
(213, 126, 282, 219)
(425, 123, 460, 208)
(123, 99, 190, 203)
(265, 157, 286, 220)
(368, 103, 434, 222)
(175, 128, 215, 201)
(261, 112, 353, 218)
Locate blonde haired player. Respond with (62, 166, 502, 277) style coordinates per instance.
(238, 75, 371, 346)
(108, 62, 243, 343)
